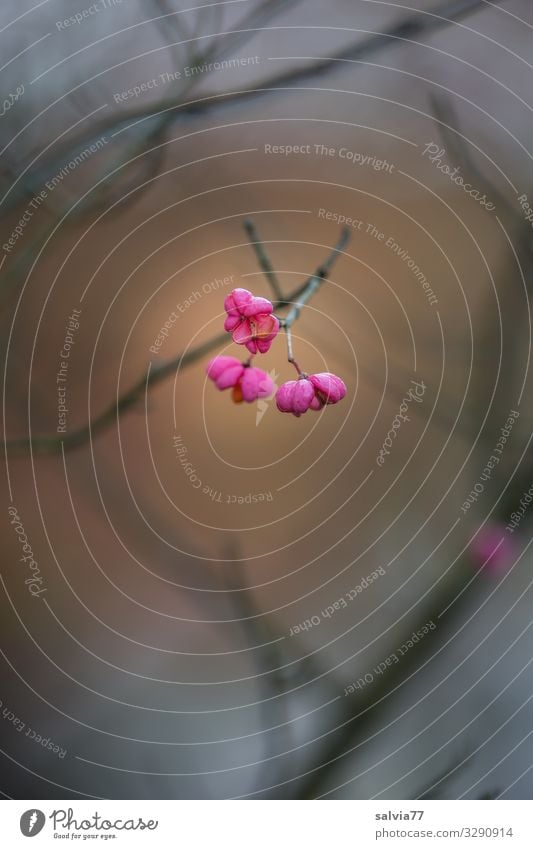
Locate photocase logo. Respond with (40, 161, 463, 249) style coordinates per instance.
(20, 809, 46, 837)
(256, 369, 279, 426)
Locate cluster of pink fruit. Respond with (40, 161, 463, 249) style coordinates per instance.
(206, 288, 346, 417)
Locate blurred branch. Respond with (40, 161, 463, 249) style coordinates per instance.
(152, 0, 195, 63)
(294, 561, 486, 799)
(416, 748, 472, 799)
(2, 222, 348, 455)
(0, 0, 503, 305)
(430, 93, 533, 468)
(0, 0, 302, 296)
(220, 539, 294, 798)
(1, 0, 499, 217)
(429, 94, 520, 226)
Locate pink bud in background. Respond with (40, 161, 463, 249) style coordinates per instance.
(224, 288, 279, 354)
(276, 373, 346, 417)
(206, 356, 274, 403)
(470, 523, 515, 573)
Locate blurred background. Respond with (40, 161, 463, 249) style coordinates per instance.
(1, 0, 533, 799)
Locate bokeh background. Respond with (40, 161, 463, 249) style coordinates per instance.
(1, 0, 533, 799)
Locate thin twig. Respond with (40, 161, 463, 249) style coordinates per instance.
(283, 227, 350, 328)
(281, 226, 350, 374)
(244, 218, 283, 300)
(284, 325, 303, 377)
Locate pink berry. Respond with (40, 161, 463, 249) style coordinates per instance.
(276, 372, 346, 416)
(206, 356, 274, 404)
(223, 288, 279, 354)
